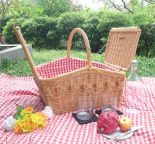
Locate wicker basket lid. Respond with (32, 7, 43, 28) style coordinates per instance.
(104, 27, 141, 71)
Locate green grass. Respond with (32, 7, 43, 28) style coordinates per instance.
(0, 49, 155, 77)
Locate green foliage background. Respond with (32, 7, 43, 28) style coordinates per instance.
(1, 0, 155, 57)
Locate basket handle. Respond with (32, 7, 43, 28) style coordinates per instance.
(67, 28, 92, 67)
(14, 26, 39, 79)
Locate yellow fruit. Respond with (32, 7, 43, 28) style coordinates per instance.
(118, 116, 132, 132)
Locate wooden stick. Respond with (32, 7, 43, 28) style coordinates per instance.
(14, 26, 39, 79)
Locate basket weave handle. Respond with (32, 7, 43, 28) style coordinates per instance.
(14, 26, 39, 79)
(67, 28, 92, 67)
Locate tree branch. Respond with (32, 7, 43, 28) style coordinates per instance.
(110, 1, 123, 12)
(141, 0, 145, 6)
(106, 0, 134, 14)
(145, 0, 155, 4)
(120, 0, 134, 14)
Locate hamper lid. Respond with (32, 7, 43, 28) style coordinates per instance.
(104, 27, 141, 71)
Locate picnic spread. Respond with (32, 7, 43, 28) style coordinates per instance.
(0, 27, 154, 143)
(0, 74, 155, 143)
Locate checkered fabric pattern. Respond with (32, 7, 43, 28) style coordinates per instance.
(0, 74, 155, 144)
(36, 57, 118, 78)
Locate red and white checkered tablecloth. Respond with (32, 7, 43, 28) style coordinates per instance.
(36, 57, 118, 78)
(0, 73, 155, 144)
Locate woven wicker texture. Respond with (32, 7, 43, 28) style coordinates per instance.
(104, 27, 141, 70)
(14, 27, 126, 114)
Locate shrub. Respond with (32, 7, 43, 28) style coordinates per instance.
(3, 17, 59, 49)
(83, 10, 103, 53)
(133, 8, 155, 57)
(2, 9, 155, 57)
(138, 23, 155, 57)
(57, 12, 85, 49)
(3, 18, 24, 43)
(97, 11, 134, 52)
(0, 16, 11, 34)
(22, 17, 59, 48)
(98, 11, 134, 33)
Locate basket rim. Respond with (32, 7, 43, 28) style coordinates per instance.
(36, 57, 125, 81)
(36, 56, 119, 71)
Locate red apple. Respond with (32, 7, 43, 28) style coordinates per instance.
(119, 116, 132, 132)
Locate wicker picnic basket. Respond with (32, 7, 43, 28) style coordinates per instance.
(14, 27, 126, 114)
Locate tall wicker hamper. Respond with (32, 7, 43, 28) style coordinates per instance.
(15, 27, 126, 114)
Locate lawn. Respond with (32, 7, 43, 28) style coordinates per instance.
(0, 49, 155, 77)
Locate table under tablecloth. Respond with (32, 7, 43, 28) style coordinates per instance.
(0, 73, 155, 144)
